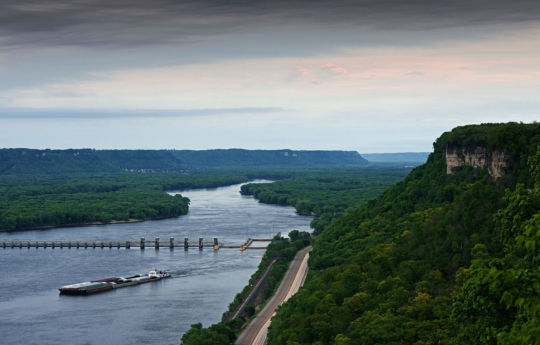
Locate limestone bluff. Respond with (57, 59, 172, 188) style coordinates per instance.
(434, 122, 539, 181)
(445, 146, 509, 180)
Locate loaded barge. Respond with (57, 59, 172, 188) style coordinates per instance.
(59, 269, 171, 295)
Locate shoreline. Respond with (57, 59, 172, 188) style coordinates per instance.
(0, 180, 266, 234)
(0, 215, 179, 233)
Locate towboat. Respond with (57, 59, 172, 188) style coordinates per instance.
(59, 269, 171, 295)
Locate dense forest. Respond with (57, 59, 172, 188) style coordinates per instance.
(0, 149, 368, 174)
(262, 122, 540, 345)
(0, 164, 409, 231)
(181, 231, 312, 345)
(0, 148, 411, 231)
(179, 167, 411, 344)
(240, 168, 410, 234)
(0, 173, 248, 230)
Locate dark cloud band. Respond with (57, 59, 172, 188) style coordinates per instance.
(1, 0, 540, 48)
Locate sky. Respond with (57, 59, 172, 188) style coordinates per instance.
(1, 0, 539, 152)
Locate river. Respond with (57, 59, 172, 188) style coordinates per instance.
(0, 182, 313, 345)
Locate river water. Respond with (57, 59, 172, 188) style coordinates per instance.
(0, 182, 312, 345)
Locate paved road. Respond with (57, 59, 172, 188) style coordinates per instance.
(235, 246, 312, 345)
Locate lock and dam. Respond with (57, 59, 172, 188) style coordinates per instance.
(0, 236, 277, 250)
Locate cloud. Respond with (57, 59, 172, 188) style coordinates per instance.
(0, 1, 539, 151)
(0, 1, 241, 48)
(1, 0, 540, 50)
(3, 30, 540, 112)
(0, 107, 284, 119)
(321, 63, 348, 74)
(2, 0, 540, 94)
(297, 67, 310, 76)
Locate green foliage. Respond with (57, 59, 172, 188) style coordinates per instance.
(261, 232, 312, 300)
(180, 322, 236, 345)
(0, 149, 368, 175)
(0, 153, 396, 231)
(241, 167, 410, 233)
(436, 122, 540, 185)
(264, 123, 539, 345)
(0, 173, 248, 230)
(435, 122, 540, 157)
(452, 146, 540, 345)
(181, 232, 312, 345)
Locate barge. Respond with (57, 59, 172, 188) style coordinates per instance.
(59, 269, 171, 295)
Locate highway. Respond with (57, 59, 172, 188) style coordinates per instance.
(235, 245, 312, 345)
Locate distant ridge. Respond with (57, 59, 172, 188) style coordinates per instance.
(362, 152, 430, 163)
(0, 148, 367, 174)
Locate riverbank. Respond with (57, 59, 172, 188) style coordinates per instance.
(0, 173, 253, 231)
(0, 218, 148, 232)
(0, 182, 313, 345)
(236, 246, 312, 345)
(181, 231, 312, 345)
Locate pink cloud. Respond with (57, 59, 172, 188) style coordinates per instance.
(297, 66, 310, 76)
(320, 63, 348, 74)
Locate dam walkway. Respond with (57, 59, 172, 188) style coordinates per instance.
(0, 236, 276, 251)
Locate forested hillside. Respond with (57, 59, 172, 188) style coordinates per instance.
(181, 231, 312, 345)
(0, 149, 367, 174)
(240, 168, 410, 234)
(0, 166, 404, 232)
(266, 123, 539, 345)
(178, 168, 411, 345)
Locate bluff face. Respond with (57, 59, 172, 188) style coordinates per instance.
(437, 122, 540, 182)
(445, 145, 510, 180)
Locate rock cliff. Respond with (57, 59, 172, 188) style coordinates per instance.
(445, 145, 510, 180)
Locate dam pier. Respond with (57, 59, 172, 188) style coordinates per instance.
(1, 236, 274, 251)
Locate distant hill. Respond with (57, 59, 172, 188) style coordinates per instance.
(0, 149, 367, 174)
(362, 152, 430, 163)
